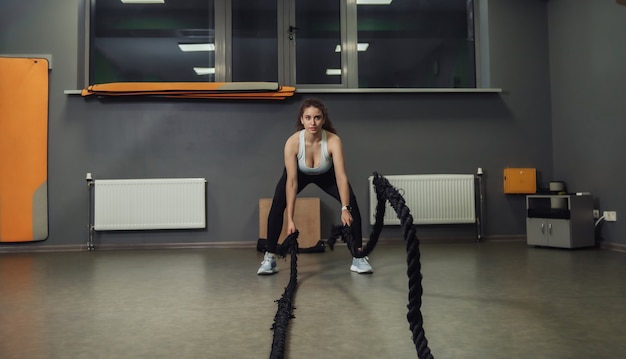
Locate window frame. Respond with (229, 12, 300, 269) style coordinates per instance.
(79, 0, 499, 93)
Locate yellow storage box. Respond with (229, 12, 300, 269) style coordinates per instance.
(504, 168, 537, 194)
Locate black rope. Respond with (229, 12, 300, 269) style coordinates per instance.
(267, 172, 434, 359)
(269, 231, 299, 359)
(326, 176, 387, 257)
(372, 172, 434, 359)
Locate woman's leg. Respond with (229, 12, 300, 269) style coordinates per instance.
(313, 169, 372, 273)
(266, 170, 288, 253)
(265, 169, 313, 253)
(313, 169, 363, 249)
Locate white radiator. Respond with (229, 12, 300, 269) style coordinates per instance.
(93, 178, 206, 231)
(368, 174, 476, 225)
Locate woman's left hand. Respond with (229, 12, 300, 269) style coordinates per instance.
(341, 210, 353, 227)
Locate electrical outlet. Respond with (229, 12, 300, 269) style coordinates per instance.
(593, 210, 600, 219)
(604, 211, 617, 222)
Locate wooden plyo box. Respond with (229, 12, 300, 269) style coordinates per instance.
(259, 197, 320, 248)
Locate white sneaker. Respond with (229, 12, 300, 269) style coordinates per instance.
(257, 252, 278, 275)
(350, 257, 373, 274)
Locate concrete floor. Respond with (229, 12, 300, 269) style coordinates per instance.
(1, 240, 625, 359)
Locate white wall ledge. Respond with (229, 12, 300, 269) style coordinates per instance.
(295, 88, 503, 94)
(65, 88, 503, 95)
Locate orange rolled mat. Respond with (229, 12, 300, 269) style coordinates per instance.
(82, 82, 296, 100)
(0, 57, 49, 242)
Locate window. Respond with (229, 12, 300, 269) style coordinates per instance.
(90, 0, 215, 83)
(231, 0, 278, 82)
(86, 0, 483, 90)
(294, 0, 342, 86)
(355, 0, 476, 88)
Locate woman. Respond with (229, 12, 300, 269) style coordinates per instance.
(257, 98, 373, 275)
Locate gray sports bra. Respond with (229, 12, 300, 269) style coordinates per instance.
(297, 129, 332, 175)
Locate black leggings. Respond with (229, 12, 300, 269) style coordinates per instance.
(266, 166, 363, 253)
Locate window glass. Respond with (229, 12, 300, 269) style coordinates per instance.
(295, 0, 341, 85)
(231, 0, 278, 82)
(90, 0, 215, 84)
(87, 0, 480, 89)
(356, 0, 476, 88)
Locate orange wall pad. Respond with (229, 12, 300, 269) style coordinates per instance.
(0, 57, 49, 242)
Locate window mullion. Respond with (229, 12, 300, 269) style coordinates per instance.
(215, 0, 231, 82)
(344, 0, 358, 88)
(278, 0, 295, 86)
(475, 0, 490, 88)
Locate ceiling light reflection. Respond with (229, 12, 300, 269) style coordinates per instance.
(356, 0, 392, 5)
(178, 43, 215, 52)
(335, 43, 370, 52)
(121, 0, 165, 4)
(194, 67, 215, 75)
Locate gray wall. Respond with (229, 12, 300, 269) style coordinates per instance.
(2, 0, 620, 249)
(548, 0, 626, 247)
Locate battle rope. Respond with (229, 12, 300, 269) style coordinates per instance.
(270, 231, 299, 359)
(327, 170, 387, 257)
(372, 172, 434, 359)
(268, 172, 434, 359)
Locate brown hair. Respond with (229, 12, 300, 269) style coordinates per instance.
(294, 98, 337, 134)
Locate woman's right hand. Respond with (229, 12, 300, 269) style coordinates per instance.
(287, 220, 297, 235)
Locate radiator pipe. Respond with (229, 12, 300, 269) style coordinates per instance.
(86, 172, 95, 251)
(476, 168, 485, 241)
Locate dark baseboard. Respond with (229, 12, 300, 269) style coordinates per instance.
(0, 244, 85, 253)
(600, 241, 626, 253)
(0, 242, 256, 253)
(12, 236, 623, 254)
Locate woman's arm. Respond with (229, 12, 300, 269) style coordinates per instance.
(284, 133, 299, 234)
(327, 134, 353, 226)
